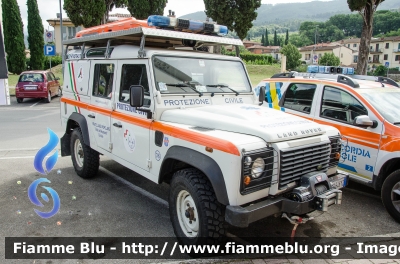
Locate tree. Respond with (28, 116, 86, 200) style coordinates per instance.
(273, 30, 277, 46)
(285, 29, 289, 45)
(265, 28, 270, 46)
(204, 0, 261, 40)
(280, 43, 301, 70)
(1, 0, 25, 74)
(126, 0, 167, 20)
(64, 0, 106, 27)
(347, 0, 385, 75)
(373, 65, 387, 76)
(103, 0, 127, 24)
(261, 34, 265, 46)
(289, 33, 313, 47)
(319, 53, 340, 66)
(27, 0, 45, 70)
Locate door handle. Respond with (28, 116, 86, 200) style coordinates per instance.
(88, 114, 95, 118)
(113, 123, 122, 128)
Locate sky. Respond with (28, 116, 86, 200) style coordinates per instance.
(15, 0, 330, 33)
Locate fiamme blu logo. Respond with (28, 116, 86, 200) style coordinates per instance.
(28, 128, 60, 219)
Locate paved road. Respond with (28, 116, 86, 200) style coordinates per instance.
(0, 96, 399, 263)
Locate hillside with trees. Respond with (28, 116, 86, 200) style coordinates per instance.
(180, 0, 399, 39)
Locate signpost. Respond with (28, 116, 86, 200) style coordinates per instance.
(385, 61, 389, 77)
(44, 44, 56, 70)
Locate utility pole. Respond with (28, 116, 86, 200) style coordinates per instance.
(59, 0, 64, 71)
(0, 0, 10, 105)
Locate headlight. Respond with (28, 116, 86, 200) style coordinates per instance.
(251, 157, 265, 178)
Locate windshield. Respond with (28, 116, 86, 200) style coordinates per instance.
(359, 89, 400, 124)
(153, 56, 251, 94)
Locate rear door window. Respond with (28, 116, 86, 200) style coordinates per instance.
(281, 83, 317, 114)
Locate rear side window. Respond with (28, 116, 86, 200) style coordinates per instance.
(281, 83, 317, 114)
(46, 73, 53, 81)
(92, 64, 115, 99)
(320, 86, 368, 124)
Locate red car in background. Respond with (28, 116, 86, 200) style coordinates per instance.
(15, 70, 62, 103)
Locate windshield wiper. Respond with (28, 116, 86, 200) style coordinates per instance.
(166, 83, 203, 97)
(393, 122, 400, 125)
(206, 84, 239, 96)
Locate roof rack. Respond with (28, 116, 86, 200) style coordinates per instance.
(377, 76, 400, 88)
(337, 75, 360, 88)
(62, 26, 243, 60)
(270, 72, 295, 78)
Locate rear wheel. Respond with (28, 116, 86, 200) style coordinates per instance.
(169, 168, 226, 246)
(57, 87, 62, 97)
(382, 170, 400, 223)
(70, 128, 99, 178)
(16, 98, 23, 103)
(45, 91, 51, 103)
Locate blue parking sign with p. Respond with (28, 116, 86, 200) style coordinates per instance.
(44, 45, 55, 56)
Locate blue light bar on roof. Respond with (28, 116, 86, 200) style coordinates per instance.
(307, 65, 354, 75)
(147, 15, 228, 36)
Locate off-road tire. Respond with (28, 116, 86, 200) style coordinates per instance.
(70, 128, 99, 178)
(382, 169, 400, 223)
(169, 168, 226, 247)
(16, 98, 23, 103)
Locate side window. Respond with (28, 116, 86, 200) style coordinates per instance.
(320, 86, 367, 124)
(119, 64, 150, 106)
(92, 64, 114, 99)
(281, 83, 316, 114)
(46, 73, 53, 81)
(50, 72, 57, 80)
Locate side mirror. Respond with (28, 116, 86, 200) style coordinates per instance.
(129, 85, 144, 108)
(353, 115, 378, 128)
(258, 86, 266, 105)
(55, 77, 60, 81)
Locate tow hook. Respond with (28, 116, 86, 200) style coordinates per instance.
(282, 213, 314, 243)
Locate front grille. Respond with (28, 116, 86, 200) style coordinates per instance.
(329, 135, 341, 168)
(279, 142, 330, 189)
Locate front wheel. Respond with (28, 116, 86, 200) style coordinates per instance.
(16, 98, 23, 103)
(57, 87, 62, 97)
(382, 170, 400, 223)
(45, 91, 51, 103)
(70, 128, 99, 178)
(169, 168, 226, 246)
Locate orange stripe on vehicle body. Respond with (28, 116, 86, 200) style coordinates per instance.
(151, 122, 240, 156)
(88, 104, 112, 116)
(61, 97, 87, 110)
(61, 98, 240, 156)
(111, 111, 152, 129)
(315, 119, 380, 149)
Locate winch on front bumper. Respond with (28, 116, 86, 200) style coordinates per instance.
(225, 171, 348, 228)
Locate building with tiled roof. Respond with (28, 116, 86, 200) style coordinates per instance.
(298, 42, 353, 66)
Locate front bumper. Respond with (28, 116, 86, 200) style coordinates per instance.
(225, 172, 349, 228)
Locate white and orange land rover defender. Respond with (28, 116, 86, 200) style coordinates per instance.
(255, 68, 400, 222)
(59, 16, 348, 245)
